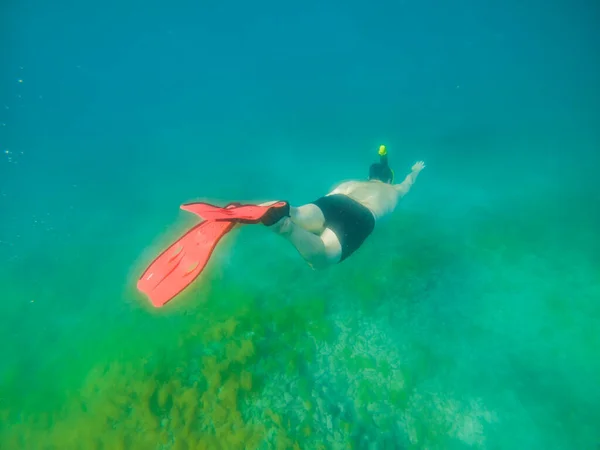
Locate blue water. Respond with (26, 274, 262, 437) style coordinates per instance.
(1, 0, 599, 448)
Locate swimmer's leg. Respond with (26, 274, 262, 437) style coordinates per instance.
(259, 201, 325, 233)
(269, 217, 341, 269)
(289, 204, 325, 234)
(229, 201, 338, 268)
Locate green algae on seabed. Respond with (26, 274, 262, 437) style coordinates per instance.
(0, 296, 299, 450)
(0, 281, 497, 450)
(1, 198, 599, 449)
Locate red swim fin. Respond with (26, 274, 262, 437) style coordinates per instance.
(137, 220, 235, 307)
(181, 201, 288, 225)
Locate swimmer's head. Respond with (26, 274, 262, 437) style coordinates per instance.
(368, 163, 394, 183)
(368, 145, 394, 183)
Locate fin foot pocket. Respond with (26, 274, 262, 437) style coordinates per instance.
(261, 202, 290, 226)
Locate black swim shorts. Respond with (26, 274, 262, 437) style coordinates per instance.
(311, 194, 375, 262)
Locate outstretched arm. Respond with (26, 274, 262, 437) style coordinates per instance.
(394, 161, 425, 197)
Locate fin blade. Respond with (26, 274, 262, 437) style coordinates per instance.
(137, 221, 234, 307)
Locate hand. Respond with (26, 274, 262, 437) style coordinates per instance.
(412, 161, 426, 172)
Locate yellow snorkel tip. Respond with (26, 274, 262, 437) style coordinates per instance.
(378, 145, 387, 156)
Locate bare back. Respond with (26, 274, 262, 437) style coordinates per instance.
(327, 180, 399, 221)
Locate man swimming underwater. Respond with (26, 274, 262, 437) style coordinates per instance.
(137, 145, 426, 307)
(260, 145, 426, 269)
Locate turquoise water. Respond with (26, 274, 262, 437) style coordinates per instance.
(1, 0, 599, 448)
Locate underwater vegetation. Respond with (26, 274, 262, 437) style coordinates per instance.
(0, 287, 497, 450)
(0, 231, 496, 450)
(1, 200, 598, 449)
